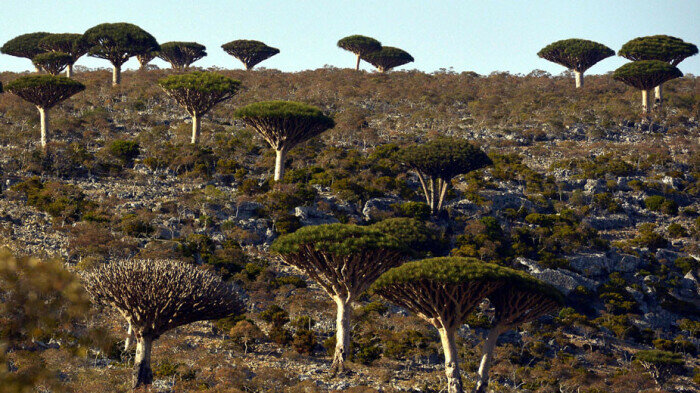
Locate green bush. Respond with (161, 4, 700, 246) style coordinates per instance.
(393, 201, 431, 221)
(274, 213, 302, 235)
(292, 329, 316, 355)
(10, 177, 95, 223)
(674, 257, 699, 274)
(667, 223, 688, 238)
(108, 140, 140, 167)
(645, 196, 677, 215)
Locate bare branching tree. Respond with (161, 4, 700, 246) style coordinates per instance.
(82, 259, 243, 389)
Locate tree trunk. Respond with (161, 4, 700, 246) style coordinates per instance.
(34, 64, 42, 73)
(574, 71, 583, 88)
(355, 54, 361, 71)
(66, 64, 73, 78)
(38, 106, 48, 149)
(190, 113, 201, 144)
(124, 321, 134, 351)
(641, 89, 650, 114)
(274, 148, 286, 181)
(133, 335, 154, 389)
(330, 296, 351, 375)
(112, 65, 121, 86)
(436, 178, 449, 213)
(654, 84, 663, 107)
(473, 326, 503, 393)
(438, 327, 463, 393)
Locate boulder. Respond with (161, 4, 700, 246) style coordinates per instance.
(294, 206, 339, 226)
(234, 201, 264, 220)
(584, 179, 607, 194)
(532, 268, 599, 295)
(362, 197, 399, 221)
(582, 214, 632, 230)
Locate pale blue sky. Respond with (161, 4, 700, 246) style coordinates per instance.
(2, 1, 699, 75)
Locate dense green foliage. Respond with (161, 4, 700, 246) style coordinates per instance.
(619, 35, 698, 65)
(400, 138, 492, 181)
(82, 23, 159, 67)
(157, 41, 207, 69)
(5, 75, 85, 108)
(221, 40, 279, 70)
(613, 60, 683, 90)
(361, 46, 414, 72)
(38, 33, 89, 64)
(337, 35, 382, 55)
(271, 223, 404, 256)
(32, 52, 72, 75)
(158, 72, 241, 114)
(234, 101, 334, 129)
(537, 38, 614, 72)
(0, 32, 50, 60)
(370, 217, 444, 257)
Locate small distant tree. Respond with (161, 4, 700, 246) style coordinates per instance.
(32, 52, 72, 76)
(473, 276, 563, 393)
(613, 60, 682, 114)
(619, 35, 698, 105)
(361, 46, 414, 73)
(1, 32, 51, 72)
(158, 72, 242, 144)
(82, 259, 243, 389)
(537, 38, 614, 88)
(272, 224, 407, 374)
(398, 138, 492, 214)
(233, 101, 335, 181)
(82, 23, 160, 85)
(221, 39, 279, 70)
(635, 349, 685, 388)
(372, 257, 516, 393)
(337, 35, 382, 70)
(38, 33, 89, 77)
(158, 41, 207, 70)
(5, 75, 85, 149)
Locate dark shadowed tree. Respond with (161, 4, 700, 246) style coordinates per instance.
(32, 52, 72, 76)
(361, 46, 414, 73)
(221, 39, 279, 70)
(537, 38, 614, 88)
(619, 35, 697, 105)
(5, 75, 85, 149)
(82, 23, 160, 85)
(635, 350, 685, 388)
(233, 101, 335, 181)
(613, 60, 682, 114)
(1, 32, 51, 72)
(370, 217, 444, 257)
(272, 224, 407, 374)
(38, 33, 89, 77)
(373, 257, 516, 393)
(136, 50, 157, 69)
(158, 72, 241, 144)
(398, 138, 492, 214)
(473, 276, 563, 393)
(82, 259, 243, 389)
(158, 41, 207, 70)
(337, 35, 382, 70)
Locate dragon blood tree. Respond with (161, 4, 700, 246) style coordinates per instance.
(473, 273, 563, 393)
(398, 138, 492, 215)
(82, 23, 160, 85)
(136, 50, 157, 69)
(221, 39, 279, 70)
(158, 71, 241, 144)
(5, 75, 85, 149)
(619, 35, 697, 105)
(82, 259, 243, 389)
(233, 101, 335, 181)
(613, 60, 682, 115)
(158, 41, 207, 70)
(537, 38, 614, 88)
(361, 46, 414, 73)
(38, 33, 89, 77)
(337, 35, 382, 70)
(372, 257, 513, 393)
(271, 224, 407, 374)
(32, 52, 72, 76)
(1, 32, 51, 72)
(370, 217, 445, 257)
(635, 349, 685, 388)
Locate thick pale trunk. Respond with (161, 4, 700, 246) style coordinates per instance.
(641, 89, 650, 114)
(190, 113, 201, 144)
(355, 54, 361, 71)
(436, 178, 449, 213)
(34, 65, 42, 73)
(330, 297, 351, 375)
(439, 327, 463, 393)
(112, 65, 121, 86)
(654, 84, 663, 107)
(574, 71, 583, 88)
(473, 327, 503, 393)
(66, 64, 73, 78)
(124, 321, 134, 351)
(133, 335, 154, 389)
(38, 107, 48, 149)
(274, 148, 286, 181)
